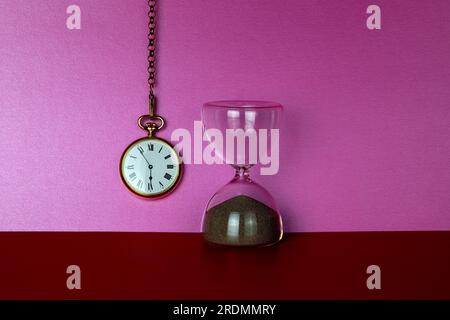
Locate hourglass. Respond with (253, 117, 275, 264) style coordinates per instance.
(201, 100, 283, 246)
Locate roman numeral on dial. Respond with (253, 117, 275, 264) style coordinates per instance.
(129, 172, 137, 181)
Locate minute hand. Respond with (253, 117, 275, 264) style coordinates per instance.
(138, 149, 152, 166)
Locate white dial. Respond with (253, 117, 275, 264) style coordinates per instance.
(120, 137, 182, 198)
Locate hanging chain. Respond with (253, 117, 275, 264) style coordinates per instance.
(138, 0, 165, 136)
(147, 0, 157, 116)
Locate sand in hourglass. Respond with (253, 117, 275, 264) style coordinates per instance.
(203, 195, 283, 246)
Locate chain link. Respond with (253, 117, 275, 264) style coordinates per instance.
(148, 0, 157, 101)
(138, 0, 164, 135)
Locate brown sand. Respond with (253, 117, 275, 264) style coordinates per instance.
(203, 195, 282, 246)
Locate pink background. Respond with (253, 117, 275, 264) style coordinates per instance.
(0, 0, 449, 232)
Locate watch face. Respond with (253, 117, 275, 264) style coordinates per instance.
(120, 137, 182, 198)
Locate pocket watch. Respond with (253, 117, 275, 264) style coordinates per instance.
(120, 103, 183, 198)
(120, 1, 182, 199)
(120, 124, 182, 199)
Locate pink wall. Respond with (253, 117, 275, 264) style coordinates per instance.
(0, 0, 449, 232)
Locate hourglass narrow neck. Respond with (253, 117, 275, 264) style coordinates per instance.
(232, 165, 252, 182)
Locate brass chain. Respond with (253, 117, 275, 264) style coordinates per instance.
(137, 0, 164, 136)
(147, 0, 157, 116)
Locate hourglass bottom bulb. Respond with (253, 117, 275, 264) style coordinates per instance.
(202, 195, 283, 247)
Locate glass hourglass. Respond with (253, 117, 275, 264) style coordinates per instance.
(201, 100, 283, 247)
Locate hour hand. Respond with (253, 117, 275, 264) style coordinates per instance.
(149, 165, 153, 190)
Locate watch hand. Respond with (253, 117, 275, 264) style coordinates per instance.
(138, 148, 152, 166)
(149, 164, 153, 190)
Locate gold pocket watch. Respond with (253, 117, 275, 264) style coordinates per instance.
(120, 98, 183, 199)
(120, 1, 182, 199)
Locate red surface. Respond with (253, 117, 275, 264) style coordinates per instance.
(0, 232, 449, 299)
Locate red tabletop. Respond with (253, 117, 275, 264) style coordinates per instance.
(0, 232, 449, 299)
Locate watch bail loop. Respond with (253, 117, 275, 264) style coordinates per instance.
(137, 114, 165, 137)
